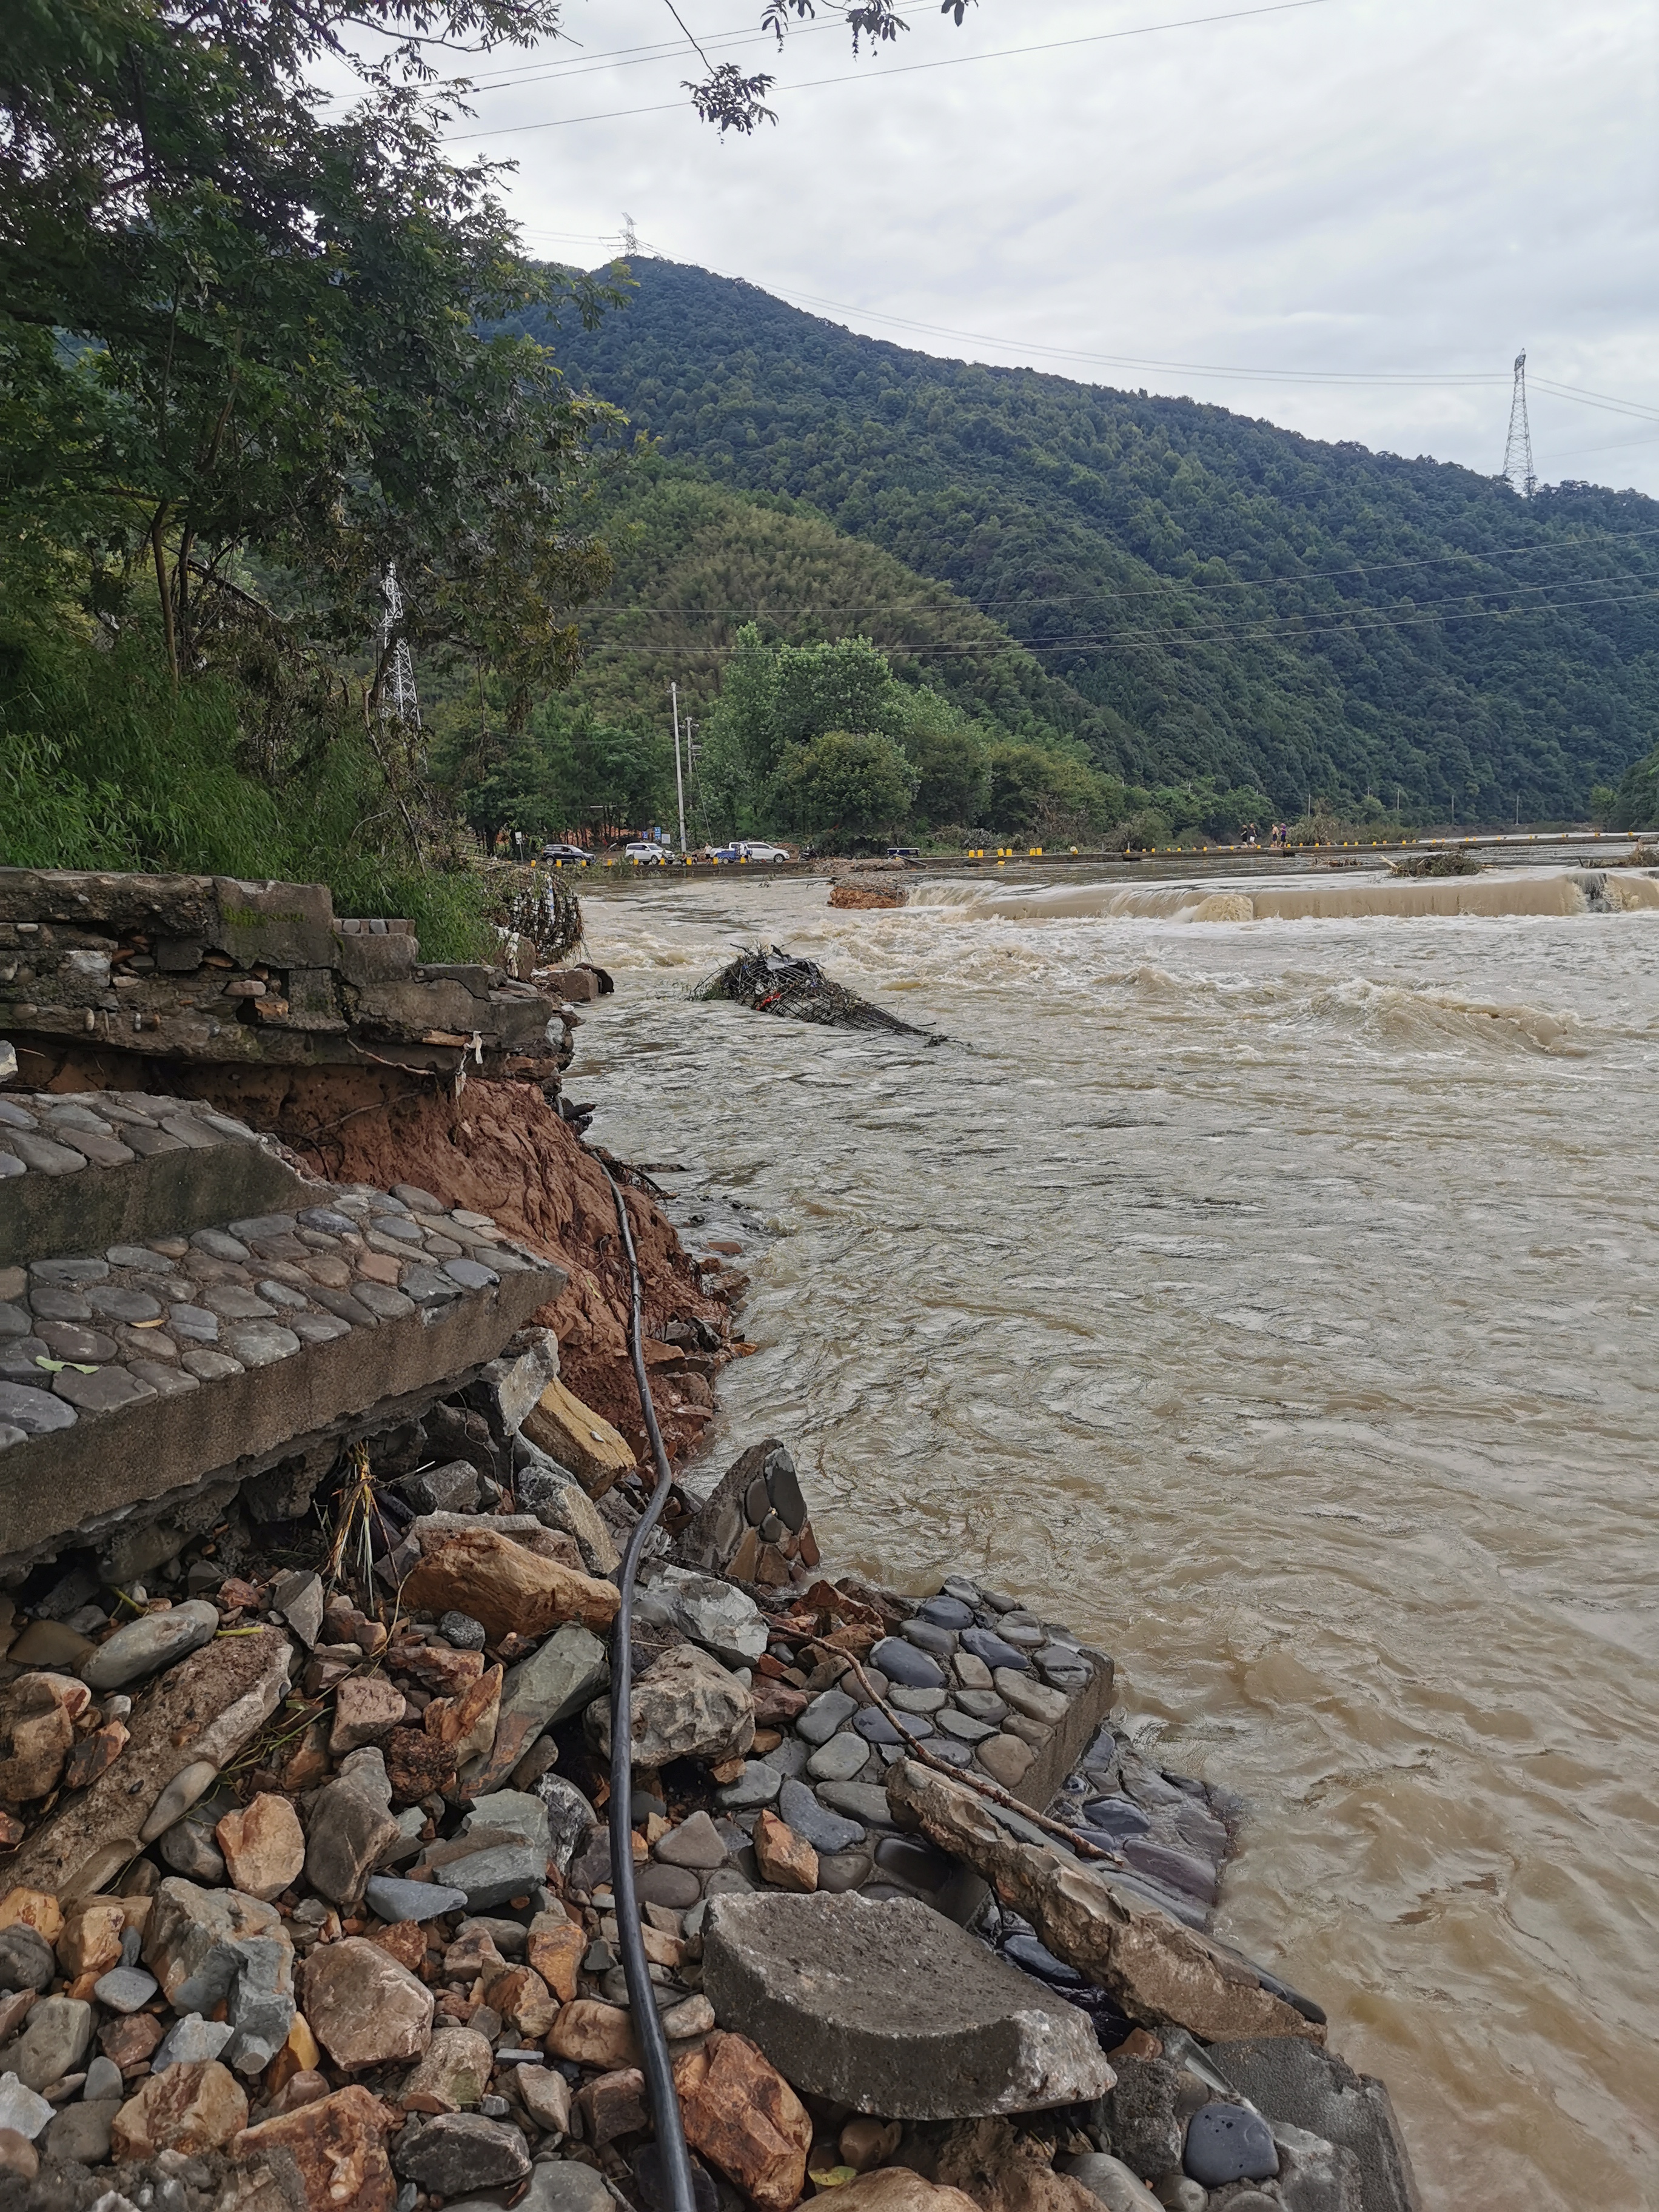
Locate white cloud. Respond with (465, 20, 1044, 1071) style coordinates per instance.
(443, 0, 1659, 492)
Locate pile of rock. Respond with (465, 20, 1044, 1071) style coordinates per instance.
(0, 1386, 1418, 2212)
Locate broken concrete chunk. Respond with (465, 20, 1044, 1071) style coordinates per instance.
(885, 1762, 1321, 2048)
(703, 1891, 1113, 2117)
(1206, 2037, 1421, 2212)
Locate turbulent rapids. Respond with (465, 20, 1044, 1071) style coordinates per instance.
(906, 866, 1659, 923)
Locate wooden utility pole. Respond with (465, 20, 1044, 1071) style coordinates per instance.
(671, 683, 688, 857)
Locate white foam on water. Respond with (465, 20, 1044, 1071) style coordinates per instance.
(907, 867, 1659, 924)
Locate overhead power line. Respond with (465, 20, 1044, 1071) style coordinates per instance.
(457, 0, 942, 94)
(571, 522, 1659, 622)
(444, 0, 1341, 140)
(577, 581, 1659, 662)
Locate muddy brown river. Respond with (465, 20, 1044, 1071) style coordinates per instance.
(575, 858, 1659, 2212)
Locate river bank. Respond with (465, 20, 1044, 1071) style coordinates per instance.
(0, 862, 1425, 2212)
(4, 853, 1652, 2210)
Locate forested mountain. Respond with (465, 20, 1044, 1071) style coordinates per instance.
(523, 261, 1659, 820)
(426, 463, 1190, 848)
(531, 462, 1091, 743)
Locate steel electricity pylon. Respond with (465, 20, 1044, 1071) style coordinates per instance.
(378, 566, 420, 728)
(1501, 350, 1537, 497)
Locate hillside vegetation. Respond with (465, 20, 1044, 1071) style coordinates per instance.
(526, 261, 1659, 821)
(429, 462, 1273, 848)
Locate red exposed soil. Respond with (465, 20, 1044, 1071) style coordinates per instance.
(293, 1079, 731, 1467)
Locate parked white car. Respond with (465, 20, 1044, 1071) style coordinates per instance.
(623, 842, 672, 865)
(733, 841, 793, 863)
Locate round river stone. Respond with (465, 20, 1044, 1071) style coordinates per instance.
(81, 1598, 220, 1689)
(902, 1620, 957, 1657)
(85, 1285, 163, 1324)
(797, 1689, 856, 1744)
(1183, 2103, 1279, 2189)
(854, 1707, 931, 1746)
(35, 1322, 117, 1364)
(871, 1638, 945, 1691)
(959, 1627, 1031, 1674)
(806, 1732, 871, 1785)
(223, 1323, 301, 1366)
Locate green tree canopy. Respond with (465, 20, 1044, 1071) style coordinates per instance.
(775, 729, 919, 842)
(547, 261, 1659, 823)
(2, 0, 622, 716)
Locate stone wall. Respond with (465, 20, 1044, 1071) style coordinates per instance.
(0, 871, 566, 1106)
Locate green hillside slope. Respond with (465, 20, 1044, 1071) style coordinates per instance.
(523, 261, 1659, 819)
(561, 461, 1109, 748)
(424, 460, 1146, 845)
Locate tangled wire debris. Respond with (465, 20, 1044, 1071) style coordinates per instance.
(483, 863, 584, 967)
(696, 945, 940, 1038)
(1389, 850, 1482, 878)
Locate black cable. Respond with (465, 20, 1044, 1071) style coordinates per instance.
(602, 1160, 699, 2212)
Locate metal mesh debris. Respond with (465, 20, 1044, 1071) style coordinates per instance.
(1389, 850, 1481, 878)
(695, 947, 938, 1037)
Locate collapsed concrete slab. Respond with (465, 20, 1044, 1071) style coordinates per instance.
(0, 1090, 300, 1267)
(0, 870, 561, 1096)
(701, 1889, 1115, 2118)
(0, 1087, 564, 1569)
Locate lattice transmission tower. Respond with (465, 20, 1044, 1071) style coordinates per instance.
(378, 565, 421, 728)
(1501, 350, 1536, 497)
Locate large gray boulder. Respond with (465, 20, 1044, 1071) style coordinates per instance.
(702, 1890, 1113, 2118)
(637, 1561, 768, 1669)
(589, 1643, 754, 1769)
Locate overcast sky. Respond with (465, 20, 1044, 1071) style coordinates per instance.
(436, 0, 1659, 493)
